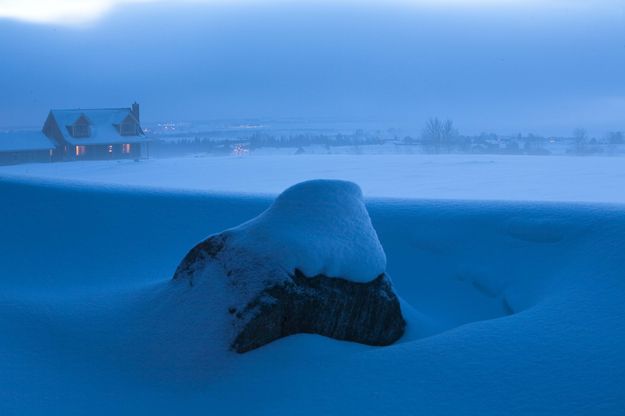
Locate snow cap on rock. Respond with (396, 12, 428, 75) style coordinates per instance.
(229, 179, 386, 283)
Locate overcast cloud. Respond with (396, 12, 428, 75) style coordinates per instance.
(0, 0, 623, 135)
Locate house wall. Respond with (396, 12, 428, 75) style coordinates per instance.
(42, 113, 65, 161)
(131, 143, 141, 158)
(70, 143, 142, 161)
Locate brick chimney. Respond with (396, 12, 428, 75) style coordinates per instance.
(131, 102, 140, 122)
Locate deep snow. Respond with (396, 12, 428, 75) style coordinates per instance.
(223, 179, 386, 283)
(3, 153, 625, 203)
(168, 179, 396, 353)
(1, 174, 625, 415)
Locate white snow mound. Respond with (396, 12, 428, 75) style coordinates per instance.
(226, 179, 386, 283)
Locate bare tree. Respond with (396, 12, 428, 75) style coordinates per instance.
(607, 131, 624, 144)
(422, 117, 458, 153)
(573, 128, 587, 154)
(606, 131, 624, 155)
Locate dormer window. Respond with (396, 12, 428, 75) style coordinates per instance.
(69, 114, 91, 138)
(120, 122, 137, 136)
(72, 124, 90, 138)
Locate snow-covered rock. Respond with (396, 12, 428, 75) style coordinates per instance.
(172, 179, 405, 352)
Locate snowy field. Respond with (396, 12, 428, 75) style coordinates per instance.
(1, 155, 625, 414)
(2, 153, 625, 203)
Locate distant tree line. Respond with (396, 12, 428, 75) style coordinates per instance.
(401, 118, 625, 156)
(147, 118, 625, 158)
(148, 130, 384, 157)
(247, 130, 383, 149)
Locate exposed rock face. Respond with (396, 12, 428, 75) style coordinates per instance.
(172, 180, 406, 353)
(232, 270, 405, 353)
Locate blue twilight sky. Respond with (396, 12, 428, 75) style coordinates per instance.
(0, 0, 624, 135)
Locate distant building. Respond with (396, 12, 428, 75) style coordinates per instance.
(0, 131, 56, 165)
(42, 102, 150, 161)
(0, 102, 150, 165)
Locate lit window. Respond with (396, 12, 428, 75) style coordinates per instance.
(75, 145, 86, 156)
(122, 143, 131, 154)
(108, 145, 113, 154)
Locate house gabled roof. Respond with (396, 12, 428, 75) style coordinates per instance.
(49, 108, 150, 146)
(0, 131, 56, 152)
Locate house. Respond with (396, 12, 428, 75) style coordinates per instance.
(42, 102, 150, 160)
(0, 131, 56, 165)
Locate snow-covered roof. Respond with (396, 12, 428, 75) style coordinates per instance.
(0, 131, 56, 152)
(50, 108, 150, 146)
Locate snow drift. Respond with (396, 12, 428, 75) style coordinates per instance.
(172, 180, 404, 352)
(174, 179, 386, 284)
(1, 176, 625, 415)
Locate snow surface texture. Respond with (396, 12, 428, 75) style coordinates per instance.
(171, 180, 398, 352)
(1, 176, 625, 414)
(212, 179, 386, 283)
(4, 153, 625, 203)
